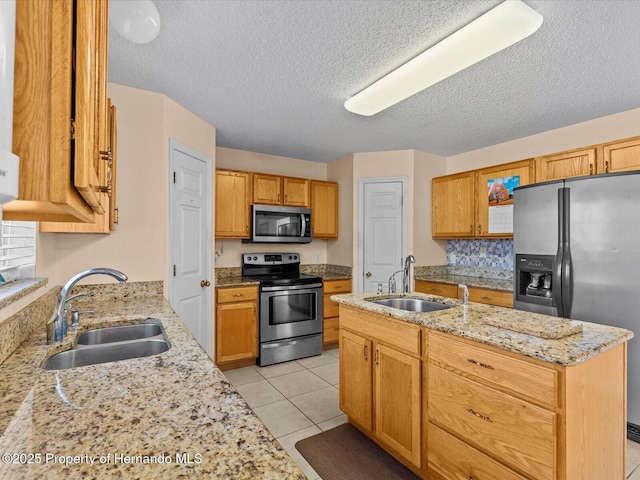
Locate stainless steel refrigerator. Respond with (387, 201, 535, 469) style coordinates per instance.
(513, 171, 640, 440)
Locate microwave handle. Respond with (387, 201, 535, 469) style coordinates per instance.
(300, 213, 306, 237)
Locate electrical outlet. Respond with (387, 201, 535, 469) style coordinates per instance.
(479, 246, 487, 257)
(214, 252, 220, 265)
(315, 254, 320, 262)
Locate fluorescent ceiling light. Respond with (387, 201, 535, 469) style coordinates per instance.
(344, 0, 543, 116)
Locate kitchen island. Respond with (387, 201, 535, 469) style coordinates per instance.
(0, 282, 305, 479)
(332, 291, 633, 480)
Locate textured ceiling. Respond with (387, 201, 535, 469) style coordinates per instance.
(108, 0, 640, 163)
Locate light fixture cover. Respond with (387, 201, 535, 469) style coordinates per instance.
(345, 0, 543, 116)
(109, 0, 161, 44)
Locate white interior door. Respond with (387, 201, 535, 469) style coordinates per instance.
(360, 178, 406, 292)
(168, 140, 212, 356)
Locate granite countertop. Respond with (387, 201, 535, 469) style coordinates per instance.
(216, 276, 260, 288)
(0, 287, 304, 479)
(414, 272, 513, 292)
(331, 292, 633, 366)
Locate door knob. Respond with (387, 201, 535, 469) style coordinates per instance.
(365, 271, 372, 277)
(200, 280, 211, 287)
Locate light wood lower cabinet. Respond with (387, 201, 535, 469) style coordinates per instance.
(415, 279, 513, 308)
(339, 306, 422, 471)
(322, 278, 351, 347)
(215, 286, 258, 370)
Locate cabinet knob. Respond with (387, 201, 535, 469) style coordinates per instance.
(200, 280, 211, 287)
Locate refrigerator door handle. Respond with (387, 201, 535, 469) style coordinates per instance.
(553, 188, 566, 317)
(561, 188, 573, 318)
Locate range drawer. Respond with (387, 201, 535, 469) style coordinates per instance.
(429, 331, 557, 408)
(217, 286, 258, 303)
(428, 364, 556, 480)
(428, 423, 527, 480)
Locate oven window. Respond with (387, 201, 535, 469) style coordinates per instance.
(269, 291, 316, 324)
(255, 212, 302, 238)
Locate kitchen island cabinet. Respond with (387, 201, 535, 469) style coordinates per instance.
(333, 291, 631, 480)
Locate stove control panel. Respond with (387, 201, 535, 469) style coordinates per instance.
(243, 253, 300, 265)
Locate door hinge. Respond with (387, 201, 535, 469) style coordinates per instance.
(173, 265, 176, 277)
(70, 119, 76, 140)
(173, 171, 176, 184)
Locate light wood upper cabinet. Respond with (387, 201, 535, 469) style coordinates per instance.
(536, 147, 596, 182)
(253, 173, 282, 205)
(40, 101, 118, 233)
(432, 171, 475, 238)
(311, 180, 339, 238)
(283, 177, 309, 207)
(599, 136, 640, 174)
(215, 170, 251, 238)
(475, 158, 534, 238)
(5, 0, 109, 223)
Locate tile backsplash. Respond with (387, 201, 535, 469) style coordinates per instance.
(447, 239, 513, 270)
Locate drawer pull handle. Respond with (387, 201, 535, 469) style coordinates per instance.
(481, 295, 492, 300)
(364, 345, 368, 361)
(467, 358, 494, 369)
(467, 408, 492, 422)
(233, 293, 243, 297)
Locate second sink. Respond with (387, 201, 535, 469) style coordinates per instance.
(369, 297, 453, 313)
(77, 321, 164, 345)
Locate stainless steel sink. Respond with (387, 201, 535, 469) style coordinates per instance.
(369, 297, 453, 313)
(77, 322, 164, 345)
(43, 320, 170, 370)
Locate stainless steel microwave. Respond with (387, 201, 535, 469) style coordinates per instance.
(244, 205, 312, 243)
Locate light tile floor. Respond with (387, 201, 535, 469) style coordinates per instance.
(225, 347, 640, 480)
(224, 348, 343, 480)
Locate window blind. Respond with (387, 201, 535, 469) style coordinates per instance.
(0, 221, 36, 282)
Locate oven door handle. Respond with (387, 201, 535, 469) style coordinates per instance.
(261, 283, 323, 292)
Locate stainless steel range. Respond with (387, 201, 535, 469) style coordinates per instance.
(242, 253, 323, 366)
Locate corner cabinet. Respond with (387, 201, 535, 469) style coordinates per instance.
(5, 0, 109, 223)
(340, 305, 422, 471)
(215, 170, 252, 238)
(40, 101, 118, 233)
(215, 285, 258, 370)
(311, 180, 339, 239)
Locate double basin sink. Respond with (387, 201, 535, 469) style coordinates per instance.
(43, 320, 170, 370)
(367, 296, 453, 313)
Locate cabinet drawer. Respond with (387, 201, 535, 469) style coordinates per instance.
(340, 306, 421, 356)
(217, 286, 258, 303)
(324, 317, 340, 344)
(429, 365, 556, 480)
(468, 286, 513, 308)
(429, 331, 557, 408)
(414, 280, 458, 298)
(428, 423, 527, 480)
(324, 279, 351, 294)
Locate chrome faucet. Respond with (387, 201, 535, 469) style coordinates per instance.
(47, 268, 128, 344)
(402, 255, 415, 294)
(388, 270, 403, 294)
(459, 284, 469, 305)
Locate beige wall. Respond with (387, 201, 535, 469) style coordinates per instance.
(447, 107, 640, 173)
(38, 83, 216, 298)
(327, 154, 354, 267)
(214, 147, 329, 267)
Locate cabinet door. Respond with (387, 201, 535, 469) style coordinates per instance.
(311, 180, 339, 238)
(39, 101, 117, 233)
(74, 0, 108, 215)
(215, 170, 251, 238)
(253, 173, 282, 205)
(536, 148, 596, 181)
(375, 344, 421, 468)
(600, 136, 640, 173)
(339, 329, 373, 431)
(432, 171, 475, 238)
(283, 177, 309, 207)
(475, 159, 535, 238)
(215, 301, 258, 364)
